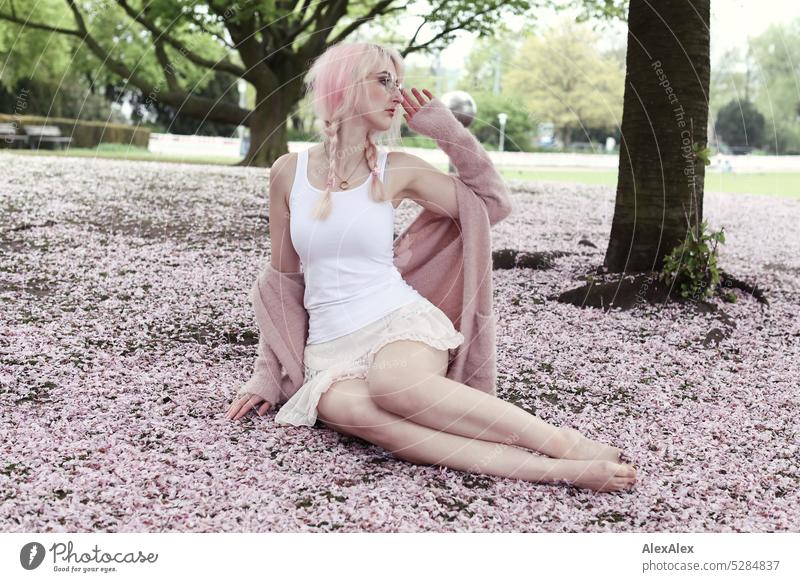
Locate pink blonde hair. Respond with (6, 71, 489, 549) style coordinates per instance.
(303, 42, 405, 221)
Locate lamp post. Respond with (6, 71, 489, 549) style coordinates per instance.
(497, 112, 507, 152)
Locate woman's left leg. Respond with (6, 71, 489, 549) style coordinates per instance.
(366, 339, 622, 462)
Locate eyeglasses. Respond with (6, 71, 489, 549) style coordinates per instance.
(371, 72, 402, 95)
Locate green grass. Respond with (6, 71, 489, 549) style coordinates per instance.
(499, 167, 800, 199)
(704, 172, 800, 198)
(4, 146, 800, 198)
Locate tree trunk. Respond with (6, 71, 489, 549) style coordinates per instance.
(560, 127, 571, 148)
(238, 88, 293, 168)
(290, 111, 305, 133)
(604, 0, 711, 273)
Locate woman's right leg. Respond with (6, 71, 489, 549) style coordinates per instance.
(317, 377, 637, 492)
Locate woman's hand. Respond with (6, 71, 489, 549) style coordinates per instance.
(401, 87, 434, 123)
(225, 392, 273, 421)
(400, 88, 459, 140)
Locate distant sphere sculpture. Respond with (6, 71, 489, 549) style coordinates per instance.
(439, 91, 477, 127)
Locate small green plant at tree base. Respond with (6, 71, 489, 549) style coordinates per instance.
(658, 219, 726, 300)
(693, 142, 712, 166)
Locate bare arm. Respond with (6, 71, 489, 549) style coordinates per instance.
(390, 151, 459, 220)
(225, 154, 300, 421)
(268, 153, 302, 273)
(400, 87, 513, 225)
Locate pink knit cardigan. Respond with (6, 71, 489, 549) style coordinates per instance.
(237, 98, 514, 408)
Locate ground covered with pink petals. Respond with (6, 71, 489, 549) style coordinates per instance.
(1, 154, 798, 532)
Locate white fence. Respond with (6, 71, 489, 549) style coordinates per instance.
(148, 133, 243, 157)
(148, 133, 800, 171)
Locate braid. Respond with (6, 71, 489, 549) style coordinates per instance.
(365, 133, 387, 203)
(313, 118, 340, 221)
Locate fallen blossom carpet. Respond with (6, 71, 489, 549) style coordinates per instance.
(1, 153, 797, 532)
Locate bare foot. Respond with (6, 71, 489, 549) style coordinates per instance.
(561, 460, 637, 492)
(559, 427, 623, 463)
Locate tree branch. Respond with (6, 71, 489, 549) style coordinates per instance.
(406, 15, 429, 50)
(183, 11, 235, 50)
(300, 0, 350, 60)
(406, 0, 445, 49)
(56, 0, 251, 126)
(153, 40, 182, 92)
(297, 0, 312, 21)
(228, 8, 276, 82)
(402, 4, 499, 57)
(59, 0, 155, 91)
(216, 6, 274, 85)
(156, 90, 254, 126)
(114, 0, 246, 78)
(0, 9, 81, 37)
(327, 0, 395, 46)
(286, 3, 326, 45)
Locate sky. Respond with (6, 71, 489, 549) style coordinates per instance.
(399, 0, 800, 74)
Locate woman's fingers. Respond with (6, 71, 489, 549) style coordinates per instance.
(401, 88, 432, 122)
(226, 402, 242, 421)
(226, 393, 263, 420)
(406, 88, 424, 108)
(225, 399, 240, 420)
(401, 89, 418, 115)
(241, 395, 263, 420)
(257, 401, 272, 416)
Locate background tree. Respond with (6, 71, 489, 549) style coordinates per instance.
(714, 99, 765, 152)
(466, 92, 535, 151)
(747, 20, 800, 154)
(115, 71, 242, 136)
(504, 17, 625, 148)
(0, 0, 543, 166)
(0, 0, 120, 121)
(0, 77, 122, 121)
(461, 32, 521, 95)
(0, 0, 633, 166)
(604, 0, 711, 273)
(708, 24, 800, 154)
(709, 47, 752, 115)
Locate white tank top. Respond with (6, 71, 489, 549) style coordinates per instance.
(289, 146, 422, 345)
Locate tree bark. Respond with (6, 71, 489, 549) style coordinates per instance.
(604, 0, 711, 273)
(241, 96, 287, 167)
(559, 127, 571, 148)
(238, 77, 301, 168)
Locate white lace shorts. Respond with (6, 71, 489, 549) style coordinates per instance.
(274, 296, 464, 427)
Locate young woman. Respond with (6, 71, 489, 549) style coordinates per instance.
(227, 42, 637, 493)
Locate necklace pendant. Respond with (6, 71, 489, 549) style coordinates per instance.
(339, 180, 349, 190)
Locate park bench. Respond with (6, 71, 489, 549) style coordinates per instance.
(0, 122, 29, 148)
(23, 125, 72, 150)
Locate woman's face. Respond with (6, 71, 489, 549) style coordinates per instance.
(358, 60, 403, 131)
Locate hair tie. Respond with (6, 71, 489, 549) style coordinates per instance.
(371, 167, 379, 176)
